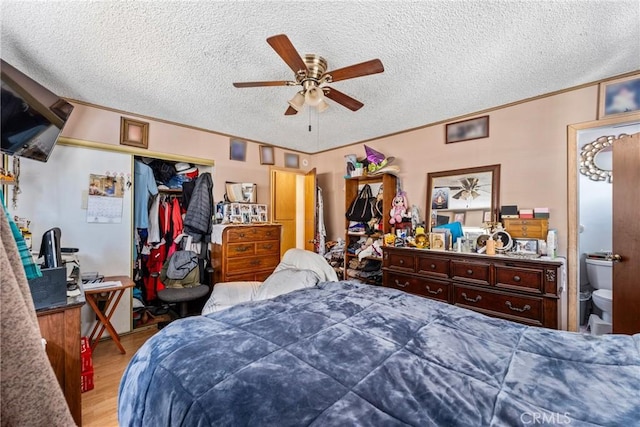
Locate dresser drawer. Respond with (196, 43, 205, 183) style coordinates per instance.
(225, 226, 281, 243)
(416, 255, 449, 279)
(385, 272, 450, 303)
(226, 242, 256, 258)
(227, 254, 280, 273)
(453, 284, 543, 325)
(504, 219, 548, 239)
(256, 240, 279, 255)
(495, 265, 543, 294)
(384, 251, 415, 273)
(451, 260, 490, 285)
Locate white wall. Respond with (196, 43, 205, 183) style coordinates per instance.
(8, 145, 133, 336)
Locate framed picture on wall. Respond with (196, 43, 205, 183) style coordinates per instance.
(230, 138, 247, 161)
(120, 117, 149, 149)
(445, 115, 489, 144)
(598, 73, 640, 119)
(259, 145, 275, 165)
(284, 152, 299, 168)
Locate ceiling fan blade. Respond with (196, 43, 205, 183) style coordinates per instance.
(324, 59, 384, 83)
(324, 87, 364, 111)
(285, 106, 298, 115)
(233, 81, 291, 88)
(266, 34, 307, 74)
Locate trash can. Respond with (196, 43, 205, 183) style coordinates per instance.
(579, 291, 592, 326)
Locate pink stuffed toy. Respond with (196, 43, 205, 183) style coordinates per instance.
(389, 191, 410, 225)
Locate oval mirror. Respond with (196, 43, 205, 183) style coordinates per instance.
(593, 145, 612, 171)
(578, 135, 624, 183)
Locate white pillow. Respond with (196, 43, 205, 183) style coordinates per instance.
(254, 268, 320, 301)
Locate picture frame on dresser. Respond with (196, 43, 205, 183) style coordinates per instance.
(514, 238, 539, 255)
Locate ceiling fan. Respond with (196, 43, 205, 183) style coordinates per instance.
(233, 34, 384, 115)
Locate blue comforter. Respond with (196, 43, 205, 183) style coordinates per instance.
(119, 281, 640, 426)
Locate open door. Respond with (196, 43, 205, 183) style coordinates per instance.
(271, 167, 317, 257)
(304, 168, 317, 251)
(612, 132, 640, 334)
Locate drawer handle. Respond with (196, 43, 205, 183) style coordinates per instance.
(250, 259, 261, 266)
(430, 264, 436, 269)
(262, 244, 273, 250)
(505, 301, 531, 312)
(513, 275, 521, 282)
(466, 269, 473, 275)
(425, 285, 442, 295)
(394, 279, 409, 288)
(461, 292, 481, 303)
(234, 246, 249, 252)
(265, 231, 272, 236)
(239, 233, 246, 238)
(399, 259, 404, 265)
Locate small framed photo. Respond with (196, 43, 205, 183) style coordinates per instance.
(230, 138, 247, 161)
(483, 211, 492, 222)
(120, 117, 149, 149)
(453, 212, 465, 224)
(514, 238, 539, 255)
(429, 232, 447, 251)
(445, 115, 489, 144)
(284, 152, 299, 168)
(260, 145, 275, 165)
(598, 73, 640, 119)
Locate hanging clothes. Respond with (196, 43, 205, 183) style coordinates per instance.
(134, 160, 158, 229)
(316, 186, 326, 256)
(147, 194, 161, 245)
(167, 197, 183, 258)
(183, 172, 213, 243)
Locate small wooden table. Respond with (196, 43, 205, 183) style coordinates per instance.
(84, 275, 134, 354)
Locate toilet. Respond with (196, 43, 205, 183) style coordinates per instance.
(586, 257, 613, 334)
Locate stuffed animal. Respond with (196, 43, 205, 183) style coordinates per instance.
(389, 191, 410, 225)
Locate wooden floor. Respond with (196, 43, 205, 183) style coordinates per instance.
(81, 325, 159, 427)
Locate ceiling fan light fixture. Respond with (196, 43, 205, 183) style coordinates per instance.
(288, 91, 305, 111)
(316, 99, 329, 113)
(304, 86, 324, 106)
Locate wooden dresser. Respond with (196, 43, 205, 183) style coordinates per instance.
(382, 246, 563, 329)
(503, 218, 548, 239)
(211, 224, 282, 283)
(37, 297, 84, 426)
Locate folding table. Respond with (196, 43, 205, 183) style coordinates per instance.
(84, 275, 134, 354)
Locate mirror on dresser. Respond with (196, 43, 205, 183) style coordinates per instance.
(426, 164, 500, 231)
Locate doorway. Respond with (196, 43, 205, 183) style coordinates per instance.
(270, 167, 317, 257)
(567, 114, 640, 333)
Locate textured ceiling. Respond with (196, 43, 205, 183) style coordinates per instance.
(2, 1, 639, 154)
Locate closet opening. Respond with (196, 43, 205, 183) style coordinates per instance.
(132, 156, 214, 329)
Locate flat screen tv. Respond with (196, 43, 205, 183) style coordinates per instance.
(1, 59, 74, 162)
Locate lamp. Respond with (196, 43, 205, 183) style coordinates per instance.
(316, 99, 329, 113)
(289, 81, 329, 112)
(304, 86, 324, 106)
(288, 91, 305, 111)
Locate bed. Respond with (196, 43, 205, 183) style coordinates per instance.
(119, 280, 639, 426)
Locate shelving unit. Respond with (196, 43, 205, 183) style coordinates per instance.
(344, 173, 397, 284)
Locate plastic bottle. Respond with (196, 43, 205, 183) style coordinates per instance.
(486, 235, 496, 255)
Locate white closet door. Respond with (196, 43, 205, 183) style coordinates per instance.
(9, 144, 133, 336)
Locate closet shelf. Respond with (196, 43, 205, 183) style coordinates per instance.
(158, 188, 182, 194)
